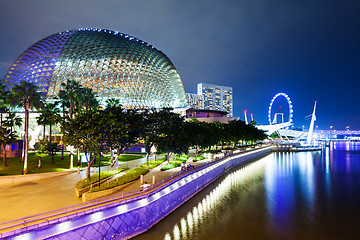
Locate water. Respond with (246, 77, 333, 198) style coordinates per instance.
(133, 142, 360, 240)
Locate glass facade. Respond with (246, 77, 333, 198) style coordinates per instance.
(186, 93, 204, 109)
(197, 83, 233, 117)
(4, 28, 187, 109)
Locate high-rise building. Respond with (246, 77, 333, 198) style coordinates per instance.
(186, 93, 204, 109)
(197, 83, 233, 117)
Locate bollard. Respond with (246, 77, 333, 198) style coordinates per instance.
(152, 175, 155, 184)
(140, 175, 144, 184)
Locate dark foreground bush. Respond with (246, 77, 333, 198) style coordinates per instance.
(90, 167, 149, 192)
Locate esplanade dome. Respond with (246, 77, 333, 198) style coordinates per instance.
(3, 28, 187, 108)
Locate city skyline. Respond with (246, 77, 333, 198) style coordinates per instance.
(1, 0, 360, 129)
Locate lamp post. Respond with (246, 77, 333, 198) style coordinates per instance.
(329, 126, 333, 139)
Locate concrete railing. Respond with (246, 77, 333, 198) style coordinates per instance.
(0, 145, 273, 240)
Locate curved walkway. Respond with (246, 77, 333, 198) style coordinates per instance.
(0, 146, 272, 240)
(0, 154, 167, 223)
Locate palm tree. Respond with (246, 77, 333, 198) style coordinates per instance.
(0, 126, 17, 167)
(58, 80, 82, 169)
(0, 83, 9, 128)
(105, 98, 122, 162)
(47, 104, 61, 144)
(37, 102, 61, 143)
(78, 87, 99, 111)
(59, 80, 81, 119)
(57, 92, 68, 159)
(4, 112, 23, 134)
(36, 102, 61, 164)
(9, 81, 44, 174)
(36, 111, 47, 142)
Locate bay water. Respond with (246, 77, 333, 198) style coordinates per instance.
(133, 142, 360, 240)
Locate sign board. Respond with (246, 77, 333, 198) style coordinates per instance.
(81, 155, 90, 163)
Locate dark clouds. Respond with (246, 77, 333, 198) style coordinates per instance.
(1, 0, 360, 129)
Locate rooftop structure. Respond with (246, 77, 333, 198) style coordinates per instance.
(173, 107, 238, 123)
(3, 28, 187, 109)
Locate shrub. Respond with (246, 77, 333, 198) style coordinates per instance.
(193, 156, 205, 162)
(179, 154, 190, 160)
(141, 158, 166, 169)
(160, 163, 178, 171)
(45, 142, 61, 154)
(161, 155, 190, 171)
(160, 160, 185, 171)
(76, 168, 128, 190)
(33, 142, 42, 151)
(204, 149, 221, 154)
(90, 167, 149, 192)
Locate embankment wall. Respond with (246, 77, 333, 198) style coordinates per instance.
(2, 146, 272, 240)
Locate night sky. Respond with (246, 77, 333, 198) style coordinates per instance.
(1, 0, 359, 130)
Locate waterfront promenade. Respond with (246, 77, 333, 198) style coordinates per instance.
(0, 153, 196, 223)
(0, 146, 272, 239)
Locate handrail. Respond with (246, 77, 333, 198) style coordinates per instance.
(0, 145, 272, 234)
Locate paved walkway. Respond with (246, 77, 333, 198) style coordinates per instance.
(0, 153, 205, 223)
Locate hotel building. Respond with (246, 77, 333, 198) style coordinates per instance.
(197, 83, 233, 117)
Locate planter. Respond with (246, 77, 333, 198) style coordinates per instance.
(82, 182, 133, 202)
(75, 176, 113, 198)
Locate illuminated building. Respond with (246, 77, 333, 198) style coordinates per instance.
(186, 93, 204, 109)
(3, 28, 187, 109)
(197, 83, 233, 117)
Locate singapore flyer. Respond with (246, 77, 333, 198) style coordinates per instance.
(268, 93, 293, 125)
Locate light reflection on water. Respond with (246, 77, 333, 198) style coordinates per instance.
(133, 142, 360, 240)
(265, 151, 317, 232)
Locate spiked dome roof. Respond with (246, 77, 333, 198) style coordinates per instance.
(4, 28, 187, 109)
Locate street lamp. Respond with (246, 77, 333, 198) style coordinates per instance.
(329, 126, 333, 139)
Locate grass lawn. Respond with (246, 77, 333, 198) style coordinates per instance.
(76, 167, 129, 190)
(0, 152, 72, 176)
(117, 154, 144, 163)
(0, 152, 143, 176)
(140, 158, 166, 169)
(193, 156, 205, 162)
(160, 155, 189, 171)
(90, 167, 149, 193)
(91, 154, 143, 167)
